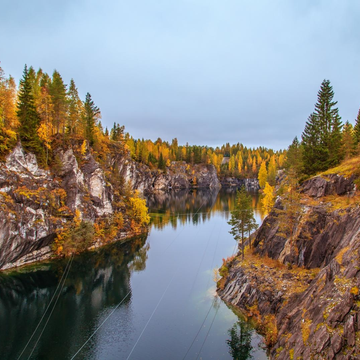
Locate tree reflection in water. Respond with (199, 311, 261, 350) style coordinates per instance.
(227, 320, 254, 360)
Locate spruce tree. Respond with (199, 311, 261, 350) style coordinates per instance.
(49, 70, 67, 134)
(284, 137, 303, 179)
(17, 65, 44, 159)
(354, 109, 360, 149)
(228, 187, 257, 260)
(67, 79, 82, 135)
(301, 80, 342, 174)
(83, 92, 100, 146)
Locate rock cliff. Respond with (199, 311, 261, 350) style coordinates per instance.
(0, 143, 221, 270)
(220, 177, 260, 191)
(217, 173, 360, 359)
(0, 143, 137, 270)
(117, 160, 221, 193)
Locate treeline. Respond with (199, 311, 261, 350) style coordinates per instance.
(127, 137, 285, 178)
(286, 79, 360, 179)
(0, 64, 121, 165)
(0, 63, 283, 178)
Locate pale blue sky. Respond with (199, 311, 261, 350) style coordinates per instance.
(1, 0, 360, 149)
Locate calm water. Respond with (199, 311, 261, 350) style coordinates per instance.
(0, 189, 268, 360)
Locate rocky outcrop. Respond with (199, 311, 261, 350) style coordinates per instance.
(117, 160, 221, 193)
(0, 144, 118, 270)
(0, 143, 222, 270)
(301, 173, 356, 198)
(218, 174, 360, 359)
(220, 177, 260, 191)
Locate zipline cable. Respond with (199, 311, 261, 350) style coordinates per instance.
(72, 201, 207, 359)
(17, 254, 73, 360)
(195, 305, 219, 360)
(71, 290, 131, 359)
(27, 253, 74, 360)
(126, 201, 210, 359)
(125, 273, 175, 360)
(183, 224, 223, 359)
(181, 303, 213, 360)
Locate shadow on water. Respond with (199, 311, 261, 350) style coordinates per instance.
(0, 234, 149, 360)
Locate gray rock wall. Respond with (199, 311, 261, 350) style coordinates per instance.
(218, 174, 360, 359)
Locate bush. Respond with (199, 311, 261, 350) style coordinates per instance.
(54, 220, 94, 255)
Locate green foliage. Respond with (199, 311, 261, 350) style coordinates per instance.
(17, 65, 45, 163)
(354, 109, 360, 149)
(83, 92, 100, 146)
(275, 180, 303, 239)
(228, 187, 257, 259)
(55, 220, 95, 256)
(302, 79, 343, 175)
(284, 137, 303, 179)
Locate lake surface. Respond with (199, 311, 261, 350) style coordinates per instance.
(0, 189, 268, 359)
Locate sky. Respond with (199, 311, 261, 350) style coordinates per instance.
(1, 0, 360, 150)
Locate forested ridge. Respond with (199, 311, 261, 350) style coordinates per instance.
(0, 63, 285, 179)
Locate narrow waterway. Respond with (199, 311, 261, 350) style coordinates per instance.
(0, 189, 268, 359)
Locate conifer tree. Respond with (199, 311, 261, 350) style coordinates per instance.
(50, 70, 67, 134)
(83, 92, 100, 146)
(228, 187, 257, 260)
(341, 121, 355, 159)
(267, 155, 277, 185)
(67, 79, 82, 135)
(17, 65, 44, 159)
(302, 80, 342, 174)
(284, 137, 303, 179)
(354, 109, 360, 149)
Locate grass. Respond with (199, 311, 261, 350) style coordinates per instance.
(320, 156, 360, 178)
(236, 247, 320, 301)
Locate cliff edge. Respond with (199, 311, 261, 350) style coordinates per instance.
(217, 168, 360, 359)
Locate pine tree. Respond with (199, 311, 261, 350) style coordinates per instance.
(67, 79, 82, 135)
(50, 70, 67, 134)
(267, 155, 277, 185)
(354, 109, 360, 149)
(228, 187, 257, 260)
(341, 121, 355, 159)
(285, 137, 303, 179)
(301, 113, 324, 174)
(83, 92, 100, 146)
(17, 65, 44, 159)
(302, 80, 343, 174)
(158, 152, 166, 170)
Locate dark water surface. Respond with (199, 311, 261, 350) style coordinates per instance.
(0, 189, 268, 359)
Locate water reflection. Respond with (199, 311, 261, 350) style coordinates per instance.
(0, 234, 148, 360)
(227, 320, 254, 360)
(148, 188, 266, 230)
(1, 189, 268, 360)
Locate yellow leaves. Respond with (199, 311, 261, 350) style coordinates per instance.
(258, 161, 268, 188)
(37, 123, 52, 149)
(129, 190, 150, 227)
(80, 140, 87, 155)
(301, 318, 312, 344)
(350, 286, 359, 296)
(74, 209, 82, 226)
(261, 182, 275, 214)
